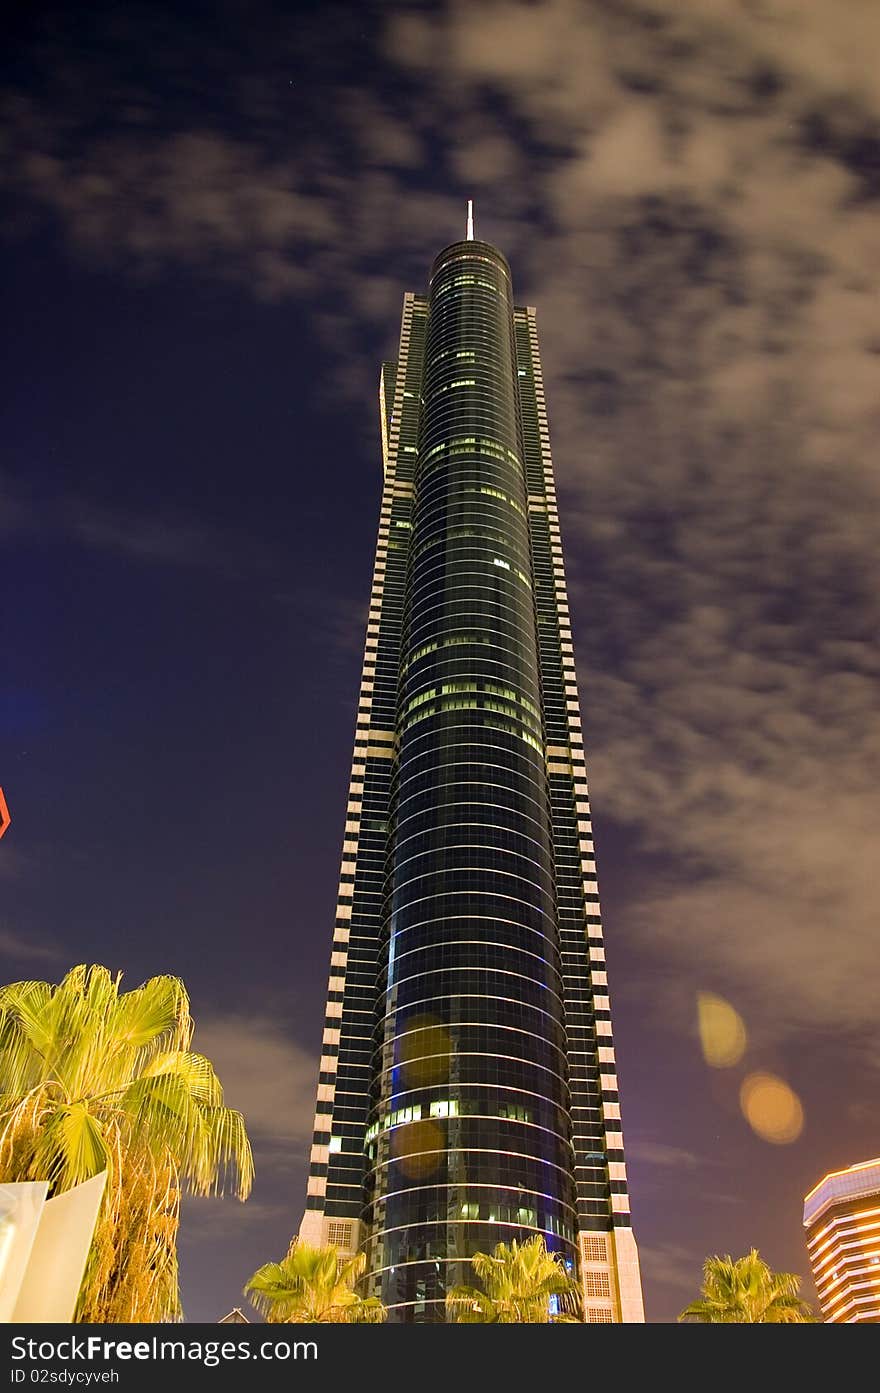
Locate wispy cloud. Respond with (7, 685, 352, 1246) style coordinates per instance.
(193, 1011, 318, 1155)
(638, 1241, 703, 1302)
(181, 1195, 289, 1242)
(0, 467, 264, 572)
(272, 584, 369, 664)
(0, 925, 62, 964)
(627, 1141, 707, 1171)
(0, 467, 367, 670)
(64, 498, 233, 569)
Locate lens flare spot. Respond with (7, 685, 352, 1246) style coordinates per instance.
(399, 1016, 451, 1086)
(391, 1118, 443, 1178)
(697, 991, 747, 1068)
(740, 1072, 804, 1144)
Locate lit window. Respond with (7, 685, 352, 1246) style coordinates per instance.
(429, 1099, 459, 1118)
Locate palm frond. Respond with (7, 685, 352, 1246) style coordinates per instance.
(679, 1249, 815, 1323)
(138, 1051, 224, 1106)
(32, 1102, 110, 1191)
(348, 1296, 387, 1324)
(0, 962, 253, 1322)
(244, 1240, 384, 1324)
(0, 982, 56, 1091)
(448, 1234, 581, 1323)
(110, 976, 193, 1055)
(189, 1104, 254, 1200)
(445, 1284, 498, 1322)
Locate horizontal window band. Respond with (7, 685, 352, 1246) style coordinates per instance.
(373, 885, 559, 927)
(368, 1145, 577, 1184)
(372, 1046, 570, 1092)
(384, 912, 561, 953)
(375, 986, 568, 1030)
(395, 811, 549, 849)
(367, 1184, 578, 1227)
(396, 746, 550, 781)
(366, 1077, 577, 1117)
(389, 936, 565, 977)
(390, 848, 555, 895)
(365, 1113, 574, 1150)
(367, 1217, 579, 1254)
(388, 868, 556, 912)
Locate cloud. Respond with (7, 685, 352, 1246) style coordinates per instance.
(0, 925, 62, 965)
(638, 1241, 703, 1301)
(0, 840, 32, 885)
(0, 467, 284, 576)
(341, 91, 425, 170)
(1, 466, 367, 670)
(5, 103, 333, 299)
(378, 1, 880, 1056)
(181, 1195, 289, 1241)
(627, 1141, 706, 1171)
(65, 498, 236, 569)
(175, 1006, 319, 1264)
(272, 583, 369, 665)
(193, 1012, 318, 1153)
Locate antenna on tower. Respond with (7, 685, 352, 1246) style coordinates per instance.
(466, 200, 474, 241)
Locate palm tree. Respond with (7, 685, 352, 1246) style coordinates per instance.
(245, 1240, 387, 1322)
(0, 964, 253, 1322)
(446, 1233, 582, 1323)
(678, 1249, 815, 1323)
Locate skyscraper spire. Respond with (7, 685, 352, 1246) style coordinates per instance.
(466, 199, 474, 240)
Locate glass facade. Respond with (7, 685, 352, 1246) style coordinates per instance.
(301, 233, 644, 1323)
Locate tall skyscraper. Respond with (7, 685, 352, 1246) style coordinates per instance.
(804, 1159, 880, 1322)
(300, 213, 644, 1324)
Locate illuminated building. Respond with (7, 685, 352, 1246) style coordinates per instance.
(299, 209, 644, 1323)
(804, 1158, 880, 1322)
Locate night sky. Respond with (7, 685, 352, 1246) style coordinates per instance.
(2, 0, 879, 1323)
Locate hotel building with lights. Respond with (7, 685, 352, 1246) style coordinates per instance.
(299, 212, 644, 1323)
(804, 1158, 880, 1322)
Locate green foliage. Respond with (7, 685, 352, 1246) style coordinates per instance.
(678, 1248, 816, 1323)
(0, 964, 253, 1321)
(446, 1233, 582, 1323)
(245, 1240, 387, 1323)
